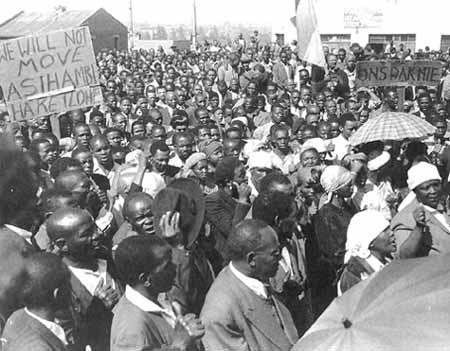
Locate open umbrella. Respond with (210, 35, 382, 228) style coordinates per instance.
(293, 254, 450, 351)
(349, 112, 435, 146)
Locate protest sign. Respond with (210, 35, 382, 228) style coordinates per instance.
(0, 26, 103, 120)
(355, 60, 442, 88)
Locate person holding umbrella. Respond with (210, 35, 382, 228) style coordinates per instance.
(339, 210, 396, 294)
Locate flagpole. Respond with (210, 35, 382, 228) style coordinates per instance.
(129, 0, 134, 49)
(192, 0, 198, 51)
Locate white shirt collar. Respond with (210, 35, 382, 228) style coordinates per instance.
(4, 224, 32, 244)
(125, 285, 176, 327)
(229, 262, 268, 298)
(69, 259, 112, 295)
(25, 308, 67, 345)
(423, 205, 450, 232)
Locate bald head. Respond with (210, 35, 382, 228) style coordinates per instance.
(47, 208, 93, 241)
(55, 170, 89, 192)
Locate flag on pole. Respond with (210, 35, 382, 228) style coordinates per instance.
(295, 0, 326, 67)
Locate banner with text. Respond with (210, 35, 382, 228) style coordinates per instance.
(355, 60, 443, 88)
(0, 26, 103, 120)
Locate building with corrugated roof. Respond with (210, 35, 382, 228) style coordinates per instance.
(0, 8, 128, 52)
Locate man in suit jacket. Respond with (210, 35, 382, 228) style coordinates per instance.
(391, 162, 450, 258)
(272, 50, 294, 89)
(47, 208, 121, 351)
(201, 219, 299, 351)
(2, 252, 70, 351)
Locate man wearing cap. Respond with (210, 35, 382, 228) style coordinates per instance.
(391, 162, 450, 258)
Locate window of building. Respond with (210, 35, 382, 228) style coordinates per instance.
(441, 35, 450, 53)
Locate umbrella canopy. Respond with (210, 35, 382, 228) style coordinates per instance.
(349, 112, 435, 146)
(293, 254, 450, 351)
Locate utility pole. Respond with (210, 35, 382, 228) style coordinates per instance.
(192, 0, 198, 51)
(129, 0, 134, 49)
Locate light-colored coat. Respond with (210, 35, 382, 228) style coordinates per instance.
(201, 266, 298, 351)
(391, 198, 450, 257)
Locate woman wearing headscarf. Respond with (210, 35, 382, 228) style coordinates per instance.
(338, 210, 396, 294)
(310, 165, 357, 316)
(181, 152, 218, 195)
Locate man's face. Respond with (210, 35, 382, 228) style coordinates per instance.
(434, 121, 447, 139)
(152, 149, 170, 172)
(271, 107, 284, 124)
(325, 100, 337, 114)
(74, 126, 92, 147)
(197, 109, 210, 124)
(419, 97, 431, 112)
(38, 116, 51, 131)
(415, 180, 442, 208)
(386, 91, 399, 110)
(120, 99, 132, 115)
(223, 140, 241, 158)
(65, 217, 98, 262)
(106, 131, 123, 147)
(198, 127, 212, 142)
(106, 94, 117, 108)
(329, 122, 340, 138)
(113, 115, 127, 132)
(300, 88, 312, 104)
(338, 50, 346, 62)
(157, 88, 167, 102)
(230, 79, 239, 93)
(291, 92, 300, 106)
(306, 113, 320, 127)
(299, 70, 310, 84)
(92, 139, 112, 165)
(106, 81, 116, 93)
(132, 123, 146, 137)
(195, 95, 206, 108)
(342, 120, 358, 139)
(251, 226, 281, 282)
(327, 55, 337, 70)
(280, 52, 288, 64)
(38, 141, 58, 165)
(166, 92, 177, 108)
(175, 136, 194, 161)
(152, 127, 167, 142)
(74, 151, 94, 175)
(318, 124, 330, 139)
(147, 92, 157, 106)
(273, 129, 289, 152)
(128, 198, 154, 235)
(210, 127, 221, 141)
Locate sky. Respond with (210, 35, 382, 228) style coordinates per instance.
(0, 0, 293, 26)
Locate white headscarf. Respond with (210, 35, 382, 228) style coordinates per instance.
(344, 210, 390, 263)
(320, 165, 353, 204)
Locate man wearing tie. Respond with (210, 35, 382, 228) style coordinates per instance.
(201, 219, 298, 351)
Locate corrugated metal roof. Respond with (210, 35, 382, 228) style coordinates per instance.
(0, 9, 97, 38)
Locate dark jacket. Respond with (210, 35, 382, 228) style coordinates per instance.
(205, 189, 251, 256)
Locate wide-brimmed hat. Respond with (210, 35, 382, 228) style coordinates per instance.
(152, 178, 205, 248)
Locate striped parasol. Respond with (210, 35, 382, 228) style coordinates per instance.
(349, 112, 436, 146)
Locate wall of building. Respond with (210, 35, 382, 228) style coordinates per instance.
(275, 0, 450, 52)
(83, 9, 128, 52)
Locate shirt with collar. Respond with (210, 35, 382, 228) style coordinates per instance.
(24, 308, 68, 345)
(331, 134, 351, 161)
(125, 285, 176, 328)
(69, 259, 115, 296)
(229, 262, 268, 299)
(5, 224, 32, 244)
(423, 205, 450, 232)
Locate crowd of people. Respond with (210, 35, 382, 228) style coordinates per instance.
(1, 37, 450, 351)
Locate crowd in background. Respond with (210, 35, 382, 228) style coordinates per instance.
(1, 35, 450, 351)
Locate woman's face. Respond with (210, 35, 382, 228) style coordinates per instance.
(370, 227, 396, 258)
(193, 159, 209, 181)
